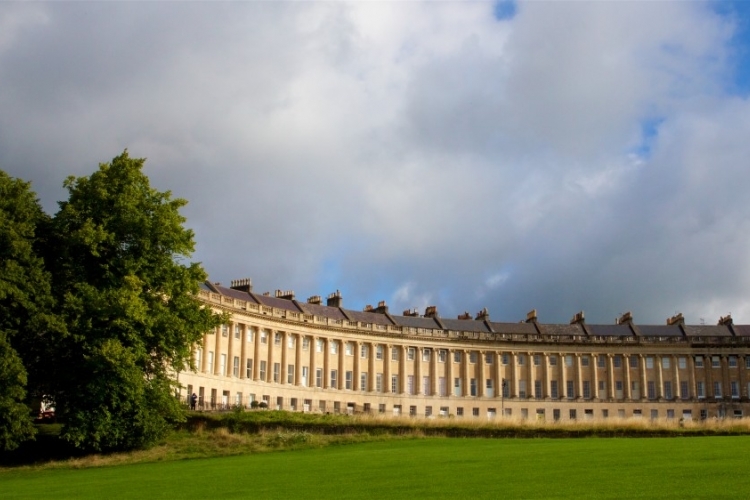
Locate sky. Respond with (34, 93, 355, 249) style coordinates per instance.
(2, 1, 750, 326)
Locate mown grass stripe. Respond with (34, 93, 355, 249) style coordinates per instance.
(3, 436, 750, 499)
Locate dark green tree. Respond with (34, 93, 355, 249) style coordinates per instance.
(0, 171, 56, 450)
(48, 151, 222, 451)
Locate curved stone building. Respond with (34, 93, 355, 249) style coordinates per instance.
(178, 278, 750, 420)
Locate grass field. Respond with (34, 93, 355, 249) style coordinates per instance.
(3, 435, 749, 499)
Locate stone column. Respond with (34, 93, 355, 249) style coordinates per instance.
(369, 342, 376, 392)
(310, 337, 317, 388)
(415, 348, 422, 395)
(502, 351, 505, 399)
(575, 354, 583, 399)
(280, 332, 288, 385)
(266, 333, 274, 383)
(639, 354, 647, 401)
(213, 324, 222, 376)
(201, 332, 209, 373)
(338, 341, 345, 390)
(624, 355, 631, 400)
(400, 345, 407, 394)
(607, 354, 615, 399)
(656, 355, 663, 399)
(353, 342, 361, 391)
(240, 324, 247, 379)
(446, 350, 454, 398)
(295, 334, 303, 386)
(253, 328, 260, 380)
(592, 353, 599, 399)
(226, 321, 234, 378)
(431, 348, 438, 396)
(323, 338, 330, 389)
(478, 351, 485, 397)
(463, 350, 470, 397)
(688, 355, 696, 400)
(527, 352, 534, 399)
(384, 344, 392, 394)
(558, 352, 565, 399)
(673, 354, 680, 399)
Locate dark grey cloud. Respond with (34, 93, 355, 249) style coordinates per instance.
(1, 1, 749, 325)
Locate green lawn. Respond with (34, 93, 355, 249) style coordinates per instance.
(3, 436, 748, 499)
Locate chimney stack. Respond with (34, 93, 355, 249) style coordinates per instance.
(718, 314, 733, 326)
(526, 309, 538, 323)
(666, 313, 684, 326)
(327, 290, 343, 308)
(570, 311, 585, 325)
(617, 311, 633, 325)
(373, 301, 389, 314)
(475, 308, 490, 321)
(274, 290, 295, 300)
(230, 278, 253, 293)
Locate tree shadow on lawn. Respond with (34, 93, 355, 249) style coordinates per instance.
(0, 424, 87, 468)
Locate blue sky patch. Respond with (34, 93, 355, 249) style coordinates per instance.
(632, 117, 665, 159)
(712, 0, 750, 95)
(494, 0, 517, 21)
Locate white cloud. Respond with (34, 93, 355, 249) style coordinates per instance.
(1, 1, 749, 324)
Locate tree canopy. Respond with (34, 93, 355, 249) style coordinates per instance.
(1, 151, 222, 452)
(0, 171, 53, 450)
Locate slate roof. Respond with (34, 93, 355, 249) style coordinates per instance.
(539, 323, 585, 337)
(341, 309, 394, 326)
(487, 322, 538, 335)
(249, 292, 302, 312)
(295, 301, 348, 321)
(635, 325, 684, 338)
(392, 315, 442, 329)
(731, 325, 750, 337)
(210, 283, 260, 303)
(203, 281, 750, 338)
(586, 324, 636, 337)
(682, 325, 733, 338)
(440, 318, 490, 333)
